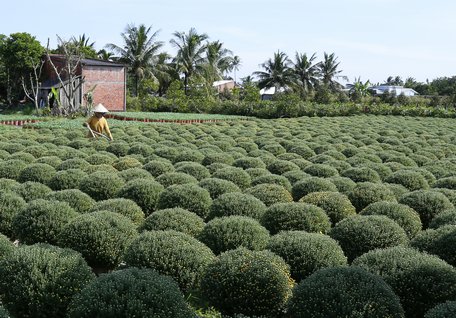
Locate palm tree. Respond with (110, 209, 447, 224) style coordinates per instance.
(97, 49, 114, 61)
(106, 24, 164, 96)
(228, 55, 241, 83)
(292, 52, 320, 95)
(253, 51, 294, 90)
(202, 40, 233, 86)
(318, 52, 347, 90)
(170, 28, 209, 95)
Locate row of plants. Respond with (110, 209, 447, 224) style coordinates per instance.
(0, 115, 456, 317)
(126, 95, 456, 119)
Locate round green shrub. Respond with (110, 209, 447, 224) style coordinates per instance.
(84, 153, 116, 165)
(208, 192, 266, 221)
(399, 190, 454, 228)
(348, 182, 397, 212)
(261, 202, 331, 235)
(289, 145, 315, 158)
(201, 247, 292, 317)
(233, 157, 267, 170)
(0, 159, 27, 180)
(0, 244, 95, 318)
(291, 177, 338, 201)
(328, 176, 357, 194)
(47, 168, 87, 191)
(156, 184, 212, 219)
(112, 156, 142, 171)
(353, 246, 456, 318)
(385, 170, 430, 191)
(245, 167, 272, 179)
(300, 191, 356, 225)
(384, 182, 410, 200)
(303, 164, 339, 178)
(155, 171, 198, 187)
(17, 163, 56, 184)
(79, 171, 125, 201)
(429, 209, 456, 228)
(198, 177, 241, 199)
(90, 198, 145, 225)
(329, 215, 408, 262)
(57, 158, 91, 171)
(34, 155, 62, 168)
(287, 266, 404, 318)
(142, 159, 175, 177)
(424, 301, 456, 318)
(128, 143, 154, 157)
(0, 192, 26, 238)
(268, 231, 346, 281)
(202, 152, 235, 166)
(8, 151, 36, 163)
(118, 167, 152, 181)
(15, 181, 52, 202)
(124, 230, 215, 292)
(0, 178, 20, 192)
(117, 178, 164, 216)
(83, 163, 118, 174)
(46, 189, 95, 213)
(341, 167, 382, 183)
(432, 188, 456, 206)
(58, 211, 138, 270)
(175, 162, 210, 180)
(12, 199, 79, 245)
(140, 207, 205, 237)
(106, 141, 130, 157)
(360, 201, 422, 238)
(267, 159, 300, 175)
(282, 170, 310, 185)
(251, 174, 292, 192)
(212, 167, 252, 189)
(245, 183, 293, 207)
(173, 149, 205, 163)
(433, 176, 456, 190)
(66, 267, 193, 318)
(199, 216, 269, 255)
(410, 225, 456, 267)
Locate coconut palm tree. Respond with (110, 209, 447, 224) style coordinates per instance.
(318, 52, 347, 90)
(253, 51, 294, 90)
(202, 40, 234, 86)
(106, 24, 164, 96)
(292, 52, 320, 96)
(170, 28, 209, 95)
(229, 55, 241, 83)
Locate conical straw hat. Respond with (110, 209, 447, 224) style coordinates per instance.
(93, 103, 109, 113)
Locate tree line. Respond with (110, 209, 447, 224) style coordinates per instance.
(0, 24, 455, 111)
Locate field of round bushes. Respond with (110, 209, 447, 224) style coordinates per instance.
(1, 115, 456, 317)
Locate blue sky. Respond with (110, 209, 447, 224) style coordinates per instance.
(2, 0, 455, 84)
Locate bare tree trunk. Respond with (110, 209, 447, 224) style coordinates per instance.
(21, 57, 45, 112)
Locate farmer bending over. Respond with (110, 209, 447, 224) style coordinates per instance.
(83, 103, 113, 141)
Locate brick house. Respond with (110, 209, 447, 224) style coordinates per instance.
(40, 55, 126, 111)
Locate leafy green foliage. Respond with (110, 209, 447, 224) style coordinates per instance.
(287, 266, 404, 318)
(79, 171, 125, 201)
(329, 215, 409, 262)
(300, 191, 356, 225)
(12, 199, 78, 244)
(117, 178, 164, 215)
(156, 184, 212, 219)
(90, 198, 145, 225)
(268, 231, 346, 281)
(58, 211, 138, 270)
(0, 192, 26, 238)
(353, 246, 456, 318)
(200, 248, 293, 317)
(67, 268, 194, 318)
(124, 230, 215, 292)
(0, 244, 95, 318)
(46, 189, 95, 213)
(199, 216, 269, 254)
(140, 207, 205, 237)
(208, 192, 266, 221)
(261, 202, 331, 235)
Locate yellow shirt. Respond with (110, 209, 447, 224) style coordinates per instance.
(86, 116, 113, 140)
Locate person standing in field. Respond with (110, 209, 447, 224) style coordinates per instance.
(83, 103, 113, 141)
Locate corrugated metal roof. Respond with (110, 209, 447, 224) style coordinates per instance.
(81, 58, 125, 67)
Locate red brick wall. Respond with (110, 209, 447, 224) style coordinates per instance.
(82, 66, 126, 111)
